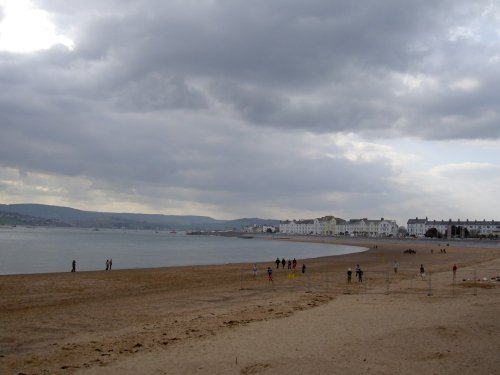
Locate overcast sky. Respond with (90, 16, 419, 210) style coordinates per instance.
(1, 0, 499, 225)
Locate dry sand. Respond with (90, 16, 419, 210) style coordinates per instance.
(1, 238, 499, 374)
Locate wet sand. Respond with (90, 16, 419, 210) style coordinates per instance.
(1, 238, 499, 374)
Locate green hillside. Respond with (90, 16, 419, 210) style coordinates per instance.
(0, 204, 280, 230)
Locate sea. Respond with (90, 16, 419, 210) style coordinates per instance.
(0, 226, 367, 275)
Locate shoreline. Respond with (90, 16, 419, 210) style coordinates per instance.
(1, 237, 499, 374)
(0, 234, 371, 277)
(3, 233, 499, 277)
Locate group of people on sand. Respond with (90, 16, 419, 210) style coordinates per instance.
(275, 257, 298, 270)
(105, 259, 113, 271)
(347, 264, 364, 283)
(69, 259, 113, 272)
(345, 261, 458, 284)
(274, 257, 306, 274)
(430, 248, 448, 254)
(265, 257, 306, 282)
(421, 263, 458, 280)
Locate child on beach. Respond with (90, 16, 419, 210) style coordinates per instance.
(357, 268, 363, 282)
(267, 267, 273, 282)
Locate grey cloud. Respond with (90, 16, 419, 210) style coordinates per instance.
(0, 88, 399, 210)
(111, 75, 208, 111)
(4, 0, 498, 139)
(1, 0, 499, 220)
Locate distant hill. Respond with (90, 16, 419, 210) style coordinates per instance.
(0, 208, 70, 227)
(0, 204, 280, 230)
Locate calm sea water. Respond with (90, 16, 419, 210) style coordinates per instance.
(0, 227, 367, 275)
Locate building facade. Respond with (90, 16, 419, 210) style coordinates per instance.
(338, 218, 399, 237)
(407, 217, 427, 237)
(242, 224, 278, 233)
(280, 217, 398, 237)
(407, 218, 500, 238)
(279, 219, 321, 235)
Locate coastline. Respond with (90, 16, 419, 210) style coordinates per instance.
(1, 237, 499, 374)
(0, 232, 370, 276)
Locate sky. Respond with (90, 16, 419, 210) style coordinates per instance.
(0, 0, 499, 226)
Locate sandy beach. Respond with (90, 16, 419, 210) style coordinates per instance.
(1, 238, 499, 374)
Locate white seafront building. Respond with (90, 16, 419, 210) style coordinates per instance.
(280, 216, 399, 237)
(407, 217, 500, 238)
(242, 224, 278, 233)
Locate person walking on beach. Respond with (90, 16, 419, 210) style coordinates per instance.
(347, 268, 352, 283)
(267, 267, 273, 282)
(393, 260, 399, 274)
(281, 258, 286, 269)
(301, 264, 306, 274)
(275, 257, 280, 269)
(292, 258, 297, 270)
(355, 264, 360, 280)
(452, 264, 457, 278)
(253, 263, 257, 279)
(357, 268, 363, 282)
(287, 259, 292, 270)
(109, 259, 112, 270)
(71, 260, 76, 272)
(106, 259, 109, 271)
(420, 264, 425, 280)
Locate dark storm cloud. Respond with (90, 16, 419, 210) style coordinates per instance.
(1, 0, 499, 219)
(5, 0, 499, 137)
(57, 0, 498, 138)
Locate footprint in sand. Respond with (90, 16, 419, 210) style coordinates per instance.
(241, 362, 272, 374)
